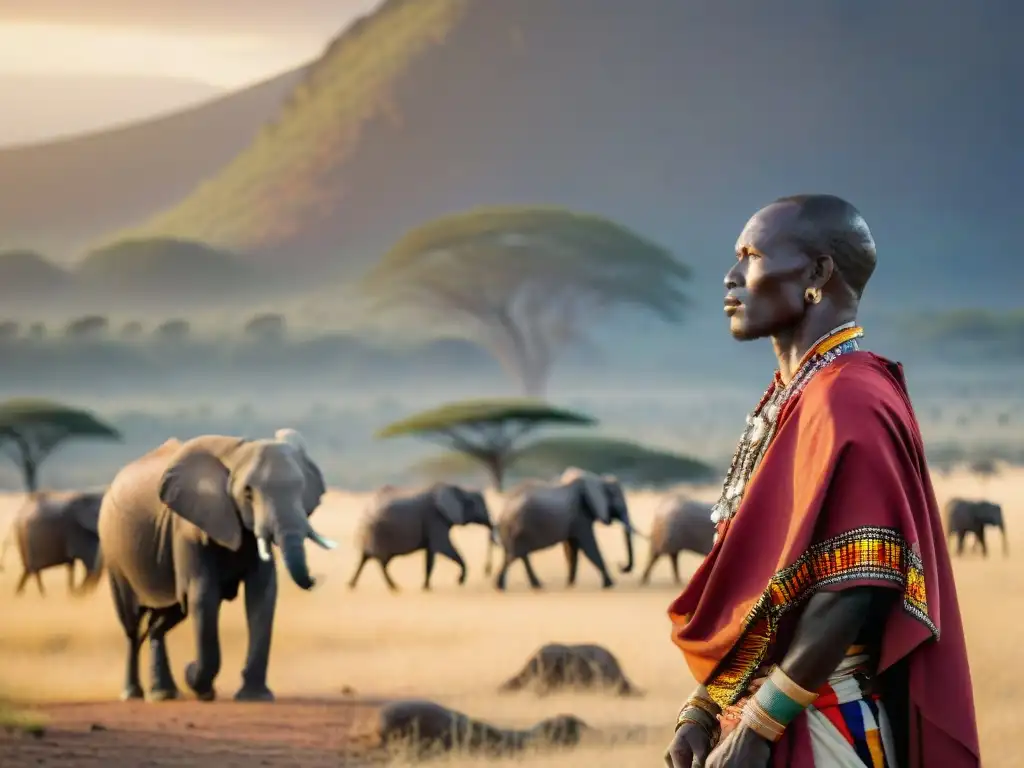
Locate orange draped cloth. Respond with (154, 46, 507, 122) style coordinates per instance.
(668, 352, 980, 767)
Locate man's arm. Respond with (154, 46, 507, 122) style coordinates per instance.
(776, 585, 879, 689)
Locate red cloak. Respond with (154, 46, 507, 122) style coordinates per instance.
(668, 352, 980, 767)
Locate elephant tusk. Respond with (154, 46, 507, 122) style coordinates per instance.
(308, 530, 338, 550)
(257, 537, 273, 562)
(629, 524, 649, 540)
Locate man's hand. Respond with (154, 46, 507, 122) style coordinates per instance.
(704, 723, 771, 768)
(664, 708, 717, 768)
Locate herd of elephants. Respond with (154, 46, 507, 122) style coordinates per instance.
(0, 427, 1009, 752)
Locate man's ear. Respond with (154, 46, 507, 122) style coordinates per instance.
(813, 254, 835, 287)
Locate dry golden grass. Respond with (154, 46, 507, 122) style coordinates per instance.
(0, 468, 1019, 766)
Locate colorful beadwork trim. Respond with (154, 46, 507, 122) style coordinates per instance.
(703, 526, 936, 709)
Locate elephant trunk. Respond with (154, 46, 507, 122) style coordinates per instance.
(619, 516, 635, 574)
(280, 532, 315, 590)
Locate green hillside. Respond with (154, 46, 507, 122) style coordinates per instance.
(0, 67, 304, 263)
(0, 250, 73, 306)
(89, 0, 1019, 313)
(121, 0, 469, 255)
(75, 238, 255, 299)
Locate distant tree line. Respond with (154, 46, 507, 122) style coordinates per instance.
(0, 311, 291, 344)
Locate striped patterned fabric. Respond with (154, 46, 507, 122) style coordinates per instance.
(812, 668, 888, 768)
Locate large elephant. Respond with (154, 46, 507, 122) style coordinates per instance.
(0, 489, 105, 596)
(638, 496, 716, 585)
(348, 482, 493, 591)
(491, 468, 637, 591)
(97, 430, 334, 703)
(945, 497, 1008, 557)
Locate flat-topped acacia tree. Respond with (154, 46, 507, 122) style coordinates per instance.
(0, 398, 121, 491)
(376, 397, 597, 490)
(410, 435, 718, 489)
(362, 206, 691, 396)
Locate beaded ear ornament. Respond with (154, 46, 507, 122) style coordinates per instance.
(709, 322, 864, 527)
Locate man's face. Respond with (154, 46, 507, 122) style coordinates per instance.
(724, 203, 812, 341)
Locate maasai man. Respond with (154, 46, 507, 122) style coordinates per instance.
(664, 195, 980, 768)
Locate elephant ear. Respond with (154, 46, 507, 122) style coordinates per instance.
(159, 450, 243, 551)
(296, 453, 327, 518)
(577, 474, 610, 524)
(68, 493, 103, 534)
(433, 484, 465, 526)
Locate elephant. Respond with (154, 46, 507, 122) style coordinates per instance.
(945, 497, 1008, 557)
(348, 482, 493, 591)
(498, 642, 641, 697)
(375, 698, 590, 758)
(638, 496, 716, 585)
(490, 468, 638, 591)
(97, 430, 334, 703)
(0, 489, 105, 596)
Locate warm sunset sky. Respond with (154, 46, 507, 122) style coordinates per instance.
(0, 1, 384, 88)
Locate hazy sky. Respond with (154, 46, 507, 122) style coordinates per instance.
(0, 1, 384, 87)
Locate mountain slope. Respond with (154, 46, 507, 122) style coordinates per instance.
(0, 67, 306, 263)
(122, 0, 1022, 311)
(0, 73, 223, 146)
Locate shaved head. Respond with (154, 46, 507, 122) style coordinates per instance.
(773, 194, 877, 298)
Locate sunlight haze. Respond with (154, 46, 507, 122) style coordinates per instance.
(0, 22, 314, 88)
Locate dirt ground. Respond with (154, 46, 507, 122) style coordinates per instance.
(1, 467, 1018, 767)
(0, 698, 387, 767)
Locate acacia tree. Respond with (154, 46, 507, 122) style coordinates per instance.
(362, 206, 691, 396)
(0, 399, 121, 491)
(376, 398, 597, 490)
(412, 435, 718, 489)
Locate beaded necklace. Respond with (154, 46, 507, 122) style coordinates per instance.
(709, 322, 864, 526)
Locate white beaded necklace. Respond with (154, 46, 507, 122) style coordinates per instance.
(709, 322, 862, 526)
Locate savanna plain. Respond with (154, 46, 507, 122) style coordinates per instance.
(0, 468, 1018, 767)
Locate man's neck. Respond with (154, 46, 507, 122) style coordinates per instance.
(772, 309, 857, 386)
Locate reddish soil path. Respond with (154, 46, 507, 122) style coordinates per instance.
(0, 698, 389, 767)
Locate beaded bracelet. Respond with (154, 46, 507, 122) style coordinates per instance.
(751, 666, 818, 727)
(683, 695, 720, 719)
(676, 704, 719, 734)
(740, 698, 785, 743)
(768, 667, 818, 707)
(676, 714, 716, 742)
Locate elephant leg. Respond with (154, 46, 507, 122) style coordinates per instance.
(577, 529, 614, 588)
(432, 535, 467, 585)
(348, 554, 370, 589)
(977, 528, 988, 558)
(147, 605, 186, 701)
(15, 570, 30, 595)
(235, 559, 277, 702)
(563, 541, 580, 587)
(522, 555, 544, 590)
(109, 576, 144, 701)
(639, 552, 658, 585)
(184, 581, 223, 701)
(956, 531, 966, 556)
(379, 557, 400, 592)
(423, 547, 436, 591)
(33, 571, 46, 597)
(495, 552, 515, 591)
(670, 553, 682, 585)
(66, 563, 76, 595)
